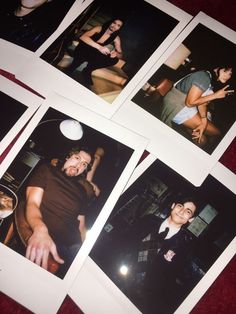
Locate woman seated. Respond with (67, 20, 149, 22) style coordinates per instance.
(160, 66, 234, 148)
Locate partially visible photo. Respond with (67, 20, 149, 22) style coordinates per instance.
(0, 78, 41, 157)
(0, 91, 27, 143)
(0, 0, 75, 51)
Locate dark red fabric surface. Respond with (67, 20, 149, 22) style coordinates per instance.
(0, 0, 235, 313)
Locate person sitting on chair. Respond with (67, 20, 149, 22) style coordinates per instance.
(64, 17, 124, 88)
(160, 66, 234, 148)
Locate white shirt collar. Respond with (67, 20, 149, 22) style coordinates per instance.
(159, 218, 181, 239)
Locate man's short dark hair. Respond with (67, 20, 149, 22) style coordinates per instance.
(172, 194, 199, 217)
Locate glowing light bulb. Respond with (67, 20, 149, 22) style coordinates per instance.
(119, 264, 129, 276)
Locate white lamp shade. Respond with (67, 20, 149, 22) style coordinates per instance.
(59, 119, 83, 140)
(164, 43, 191, 70)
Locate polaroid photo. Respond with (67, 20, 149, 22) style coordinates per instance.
(0, 0, 82, 74)
(112, 12, 236, 186)
(69, 153, 236, 314)
(15, 0, 192, 118)
(0, 76, 42, 156)
(0, 92, 148, 314)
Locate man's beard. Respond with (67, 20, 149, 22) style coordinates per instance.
(65, 167, 79, 177)
(62, 166, 85, 179)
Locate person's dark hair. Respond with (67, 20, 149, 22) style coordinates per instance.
(111, 16, 126, 25)
(66, 146, 94, 173)
(101, 17, 124, 37)
(172, 194, 199, 217)
(208, 65, 234, 90)
(214, 66, 233, 76)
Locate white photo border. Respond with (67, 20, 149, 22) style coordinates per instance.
(0, 39, 34, 75)
(0, 76, 42, 156)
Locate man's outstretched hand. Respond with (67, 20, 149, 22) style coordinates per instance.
(26, 227, 64, 270)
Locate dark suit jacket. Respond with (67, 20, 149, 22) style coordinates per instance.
(129, 214, 192, 263)
(127, 214, 194, 314)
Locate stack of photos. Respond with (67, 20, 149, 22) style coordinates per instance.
(0, 0, 235, 313)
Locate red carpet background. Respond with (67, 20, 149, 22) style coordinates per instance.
(0, 0, 235, 313)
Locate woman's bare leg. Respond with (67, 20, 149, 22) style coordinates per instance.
(181, 113, 221, 146)
(182, 114, 221, 135)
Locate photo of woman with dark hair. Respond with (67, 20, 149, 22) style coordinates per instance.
(64, 17, 124, 88)
(160, 65, 234, 148)
(132, 23, 236, 155)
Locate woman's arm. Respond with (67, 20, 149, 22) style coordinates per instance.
(197, 103, 208, 119)
(185, 85, 233, 107)
(192, 103, 208, 143)
(79, 26, 111, 55)
(112, 35, 123, 59)
(78, 214, 86, 242)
